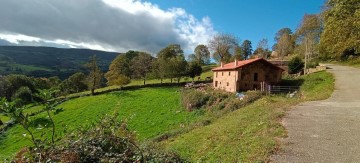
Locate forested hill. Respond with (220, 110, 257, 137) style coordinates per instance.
(0, 46, 120, 79)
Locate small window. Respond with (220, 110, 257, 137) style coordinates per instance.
(229, 72, 231, 76)
(220, 82, 222, 85)
(216, 72, 218, 77)
(227, 82, 229, 86)
(222, 72, 224, 76)
(254, 73, 258, 81)
(215, 81, 218, 87)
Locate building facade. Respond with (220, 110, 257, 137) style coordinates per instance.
(212, 58, 284, 92)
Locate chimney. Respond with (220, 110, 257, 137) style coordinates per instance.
(234, 59, 238, 66)
(220, 62, 223, 68)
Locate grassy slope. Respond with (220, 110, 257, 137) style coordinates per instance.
(0, 87, 200, 159)
(161, 71, 334, 162)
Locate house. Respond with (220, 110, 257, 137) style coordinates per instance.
(212, 58, 284, 92)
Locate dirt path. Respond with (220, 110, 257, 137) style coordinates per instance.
(272, 64, 360, 162)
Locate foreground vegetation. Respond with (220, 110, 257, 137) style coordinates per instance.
(0, 87, 200, 160)
(160, 71, 334, 162)
(0, 70, 334, 161)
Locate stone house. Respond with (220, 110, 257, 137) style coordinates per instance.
(212, 58, 284, 92)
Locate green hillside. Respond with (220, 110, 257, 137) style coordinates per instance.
(0, 87, 201, 159)
(0, 46, 119, 79)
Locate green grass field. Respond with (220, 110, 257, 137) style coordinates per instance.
(0, 67, 334, 162)
(160, 71, 334, 162)
(0, 87, 201, 160)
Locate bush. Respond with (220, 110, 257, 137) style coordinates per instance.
(288, 56, 304, 74)
(14, 114, 185, 162)
(181, 89, 211, 111)
(12, 86, 33, 105)
(307, 60, 319, 68)
(181, 88, 263, 112)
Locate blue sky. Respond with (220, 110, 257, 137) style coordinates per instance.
(149, 0, 324, 48)
(0, 0, 324, 54)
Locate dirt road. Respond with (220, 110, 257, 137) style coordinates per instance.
(272, 64, 360, 162)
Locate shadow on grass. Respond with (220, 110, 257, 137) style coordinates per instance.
(280, 78, 305, 87)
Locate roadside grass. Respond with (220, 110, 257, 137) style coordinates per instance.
(160, 71, 334, 162)
(336, 58, 360, 68)
(0, 87, 200, 160)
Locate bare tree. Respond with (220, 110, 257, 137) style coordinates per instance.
(208, 33, 239, 63)
(256, 38, 269, 58)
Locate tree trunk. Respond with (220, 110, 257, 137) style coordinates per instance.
(171, 78, 173, 83)
(143, 78, 146, 85)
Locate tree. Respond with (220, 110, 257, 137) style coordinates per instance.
(1, 74, 37, 101)
(59, 72, 87, 94)
(155, 44, 186, 83)
(105, 55, 131, 86)
(231, 46, 244, 61)
(275, 28, 293, 42)
(295, 14, 322, 72)
(86, 55, 103, 95)
(168, 54, 188, 83)
(319, 0, 360, 59)
(187, 62, 202, 81)
(276, 32, 293, 60)
(241, 40, 253, 60)
(157, 44, 183, 59)
(273, 28, 295, 60)
(288, 56, 304, 74)
(254, 38, 270, 58)
(208, 33, 239, 63)
(131, 52, 153, 85)
(194, 45, 210, 65)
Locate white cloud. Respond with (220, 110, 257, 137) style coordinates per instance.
(0, 0, 216, 54)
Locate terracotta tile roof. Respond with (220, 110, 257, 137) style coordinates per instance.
(212, 58, 284, 71)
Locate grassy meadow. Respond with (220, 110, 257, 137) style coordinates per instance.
(0, 87, 201, 160)
(0, 69, 334, 161)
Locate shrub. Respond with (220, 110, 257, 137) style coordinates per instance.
(14, 114, 185, 162)
(181, 89, 211, 111)
(12, 86, 33, 105)
(181, 88, 263, 112)
(288, 56, 304, 74)
(307, 60, 319, 68)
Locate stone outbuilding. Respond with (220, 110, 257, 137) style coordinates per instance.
(212, 58, 284, 92)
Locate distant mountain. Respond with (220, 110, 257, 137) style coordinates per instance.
(0, 46, 120, 79)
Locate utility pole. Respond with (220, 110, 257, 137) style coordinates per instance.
(304, 37, 308, 75)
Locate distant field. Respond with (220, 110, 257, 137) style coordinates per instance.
(0, 87, 201, 160)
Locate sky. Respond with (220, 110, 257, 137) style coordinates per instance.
(0, 0, 324, 55)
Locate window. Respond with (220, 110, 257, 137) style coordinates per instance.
(222, 72, 224, 76)
(215, 81, 218, 87)
(216, 72, 218, 77)
(254, 73, 258, 81)
(227, 82, 229, 86)
(229, 72, 231, 76)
